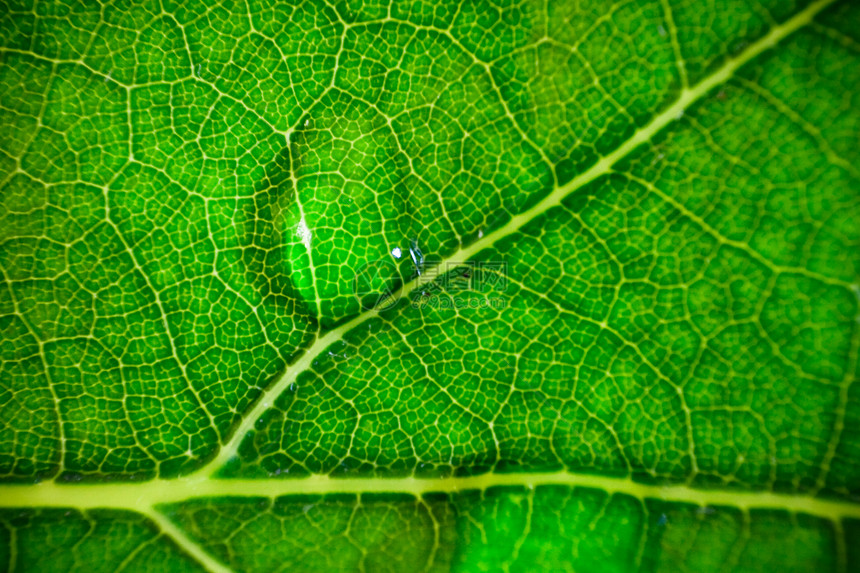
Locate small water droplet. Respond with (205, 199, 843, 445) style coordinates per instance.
(409, 239, 424, 275)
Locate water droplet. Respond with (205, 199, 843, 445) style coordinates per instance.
(409, 239, 424, 275)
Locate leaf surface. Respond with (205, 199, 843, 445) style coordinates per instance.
(1, 0, 859, 571)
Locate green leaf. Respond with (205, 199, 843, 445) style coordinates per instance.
(1, 0, 859, 571)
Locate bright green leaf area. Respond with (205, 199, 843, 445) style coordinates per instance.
(1, 0, 859, 571)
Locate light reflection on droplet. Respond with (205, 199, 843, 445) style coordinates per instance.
(296, 215, 312, 250)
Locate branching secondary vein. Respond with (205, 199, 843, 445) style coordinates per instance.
(199, 0, 841, 479)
